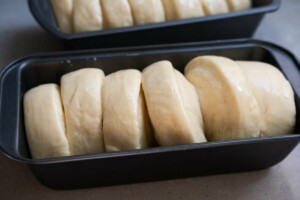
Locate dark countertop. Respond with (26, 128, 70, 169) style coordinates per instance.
(0, 0, 299, 199)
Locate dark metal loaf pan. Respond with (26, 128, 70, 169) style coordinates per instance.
(0, 39, 299, 190)
(28, 0, 280, 49)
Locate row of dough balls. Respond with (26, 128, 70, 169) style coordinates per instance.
(50, 0, 252, 33)
(24, 56, 296, 159)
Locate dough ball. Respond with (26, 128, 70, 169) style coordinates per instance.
(101, 0, 134, 28)
(163, 0, 205, 20)
(73, 0, 103, 32)
(129, 0, 165, 25)
(185, 56, 261, 141)
(50, 0, 74, 33)
(142, 61, 206, 146)
(226, 0, 252, 11)
(200, 0, 229, 15)
(23, 84, 70, 159)
(61, 68, 105, 155)
(102, 69, 154, 151)
(237, 61, 296, 136)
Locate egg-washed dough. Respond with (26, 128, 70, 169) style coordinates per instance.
(185, 56, 260, 141)
(142, 61, 206, 146)
(200, 0, 229, 15)
(129, 0, 165, 25)
(23, 84, 70, 159)
(102, 69, 153, 151)
(61, 68, 105, 155)
(237, 61, 296, 137)
(50, 0, 73, 33)
(226, 0, 252, 11)
(73, 0, 103, 33)
(101, 0, 133, 28)
(163, 0, 205, 20)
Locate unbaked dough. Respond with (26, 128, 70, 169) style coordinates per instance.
(50, 0, 73, 33)
(23, 84, 70, 159)
(226, 0, 252, 11)
(101, 0, 133, 28)
(163, 0, 205, 20)
(61, 68, 105, 155)
(142, 61, 206, 146)
(102, 69, 154, 151)
(200, 0, 229, 15)
(237, 61, 296, 136)
(185, 56, 261, 141)
(129, 0, 165, 25)
(73, 0, 103, 32)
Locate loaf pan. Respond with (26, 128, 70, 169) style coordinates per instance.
(28, 0, 280, 49)
(0, 39, 299, 190)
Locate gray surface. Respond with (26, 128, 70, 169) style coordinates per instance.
(0, 0, 300, 199)
(255, 0, 300, 57)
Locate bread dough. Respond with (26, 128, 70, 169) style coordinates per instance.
(73, 0, 103, 33)
(101, 0, 133, 28)
(163, 0, 205, 20)
(129, 0, 165, 25)
(23, 84, 70, 159)
(237, 61, 296, 136)
(102, 70, 154, 151)
(61, 68, 105, 155)
(185, 56, 260, 141)
(142, 61, 206, 146)
(200, 0, 229, 15)
(226, 0, 251, 11)
(50, 0, 73, 33)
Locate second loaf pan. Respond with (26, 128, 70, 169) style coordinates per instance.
(28, 0, 280, 49)
(0, 39, 300, 189)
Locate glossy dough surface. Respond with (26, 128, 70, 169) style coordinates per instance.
(142, 61, 206, 146)
(129, 0, 165, 25)
(61, 68, 105, 155)
(185, 56, 261, 141)
(23, 84, 70, 159)
(238, 61, 296, 136)
(73, 0, 103, 32)
(102, 69, 154, 151)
